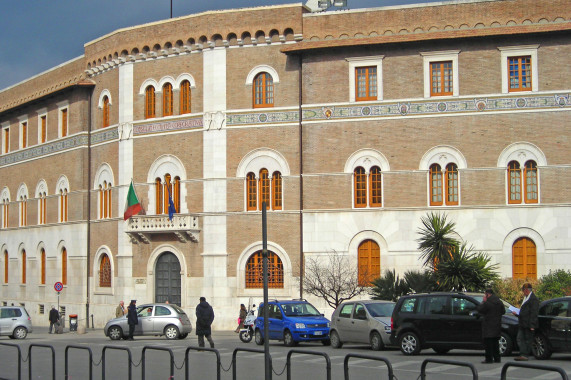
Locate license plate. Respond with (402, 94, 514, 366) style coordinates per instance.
(314, 331, 322, 335)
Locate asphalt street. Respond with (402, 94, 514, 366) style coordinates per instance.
(0, 327, 570, 379)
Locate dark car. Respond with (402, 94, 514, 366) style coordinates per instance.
(390, 292, 519, 356)
(533, 296, 571, 359)
(254, 299, 330, 346)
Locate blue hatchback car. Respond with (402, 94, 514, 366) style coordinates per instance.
(254, 299, 331, 346)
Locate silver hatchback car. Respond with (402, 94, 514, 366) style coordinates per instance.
(104, 303, 192, 340)
(330, 300, 394, 350)
(0, 306, 33, 339)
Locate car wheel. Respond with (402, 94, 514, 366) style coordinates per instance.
(433, 347, 450, 354)
(255, 329, 264, 345)
(330, 330, 343, 348)
(108, 326, 123, 341)
(12, 327, 27, 339)
(164, 325, 180, 340)
(399, 331, 421, 355)
(499, 332, 513, 356)
(533, 334, 552, 360)
(370, 331, 383, 351)
(283, 330, 296, 347)
(178, 333, 189, 339)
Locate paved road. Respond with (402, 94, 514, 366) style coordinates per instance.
(1, 327, 570, 379)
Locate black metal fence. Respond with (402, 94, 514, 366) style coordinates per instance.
(0, 342, 569, 380)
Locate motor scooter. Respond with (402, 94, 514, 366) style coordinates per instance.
(239, 304, 256, 343)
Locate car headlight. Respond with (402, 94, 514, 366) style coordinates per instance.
(327, 322, 330, 328)
(295, 323, 306, 329)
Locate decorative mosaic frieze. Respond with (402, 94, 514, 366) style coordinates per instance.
(0, 135, 88, 167)
(227, 111, 299, 126)
(134, 117, 203, 135)
(91, 128, 119, 144)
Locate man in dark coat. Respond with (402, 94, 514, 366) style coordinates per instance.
(514, 282, 539, 361)
(476, 289, 505, 363)
(195, 296, 215, 348)
(48, 305, 60, 334)
(127, 300, 138, 341)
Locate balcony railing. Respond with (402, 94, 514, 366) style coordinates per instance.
(125, 214, 200, 244)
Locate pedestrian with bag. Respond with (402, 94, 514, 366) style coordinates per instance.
(235, 304, 247, 333)
(476, 288, 505, 363)
(48, 305, 60, 334)
(513, 282, 539, 361)
(127, 300, 138, 341)
(196, 296, 215, 348)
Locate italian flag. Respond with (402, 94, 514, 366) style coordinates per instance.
(123, 181, 142, 220)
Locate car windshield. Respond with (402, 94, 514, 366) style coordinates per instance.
(280, 302, 321, 317)
(471, 295, 514, 315)
(365, 303, 394, 317)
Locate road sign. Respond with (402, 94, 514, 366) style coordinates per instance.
(54, 282, 63, 292)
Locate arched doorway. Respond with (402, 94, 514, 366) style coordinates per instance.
(512, 237, 537, 279)
(155, 252, 181, 305)
(358, 239, 380, 286)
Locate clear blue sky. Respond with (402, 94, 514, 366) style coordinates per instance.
(0, 0, 441, 91)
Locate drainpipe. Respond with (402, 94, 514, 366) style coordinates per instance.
(86, 88, 92, 328)
(298, 53, 304, 298)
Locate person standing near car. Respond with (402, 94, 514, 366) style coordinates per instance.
(48, 305, 59, 334)
(513, 282, 539, 361)
(196, 296, 215, 348)
(115, 300, 126, 318)
(127, 300, 138, 341)
(476, 288, 505, 363)
(235, 304, 247, 333)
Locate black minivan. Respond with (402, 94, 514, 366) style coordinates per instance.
(390, 292, 519, 356)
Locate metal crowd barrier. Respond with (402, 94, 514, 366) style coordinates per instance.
(0, 342, 22, 380)
(420, 358, 478, 380)
(141, 346, 174, 380)
(344, 353, 394, 380)
(65, 345, 93, 380)
(101, 346, 132, 380)
(232, 347, 272, 380)
(286, 349, 331, 380)
(185, 346, 221, 380)
(28, 344, 56, 380)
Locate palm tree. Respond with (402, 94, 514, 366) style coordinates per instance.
(416, 212, 460, 270)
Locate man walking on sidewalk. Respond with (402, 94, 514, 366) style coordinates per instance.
(513, 282, 539, 361)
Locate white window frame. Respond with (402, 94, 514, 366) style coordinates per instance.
(344, 149, 390, 209)
(421, 50, 460, 98)
(37, 108, 47, 144)
(1, 122, 9, 154)
(346, 56, 384, 102)
(57, 101, 69, 138)
(18, 116, 28, 150)
(498, 45, 539, 93)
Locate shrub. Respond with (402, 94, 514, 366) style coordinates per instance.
(370, 269, 409, 301)
(493, 277, 540, 306)
(536, 269, 571, 300)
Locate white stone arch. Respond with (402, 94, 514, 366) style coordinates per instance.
(237, 241, 293, 297)
(35, 179, 48, 198)
(1, 186, 10, 202)
(502, 227, 546, 277)
(93, 246, 115, 294)
(97, 89, 112, 108)
(55, 175, 70, 195)
(158, 76, 176, 92)
(419, 145, 468, 170)
(245, 65, 280, 85)
(175, 73, 197, 90)
(236, 148, 290, 178)
(138, 79, 159, 95)
(344, 149, 390, 173)
(347, 230, 390, 273)
(94, 163, 114, 189)
(497, 142, 547, 168)
(16, 183, 28, 200)
(146, 244, 188, 306)
(147, 154, 188, 214)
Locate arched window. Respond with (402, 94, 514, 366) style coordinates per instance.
(102, 96, 110, 128)
(155, 177, 164, 214)
(59, 188, 68, 222)
(3, 251, 7, 283)
(40, 248, 46, 285)
(354, 167, 367, 208)
(155, 174, 180, 214)
(508, 161, 522, 204)
(512, 237, 536, 279)
(245, 251, 284, 288)
(163, 83, 173, 117)
(358, 240, 380, 286)
(99, 253, 111, 287)
(2, 197, 8, 228)
(39, 192, 47, 224)
(430, 164, 443, 206)
(524, 161, 538, 203)
(145, 86, 156, 119)
(19, 195, 27, 227)
(180, 80, 191, 114)
(253, 72, 274, 108)
(369, 166, 382, 207)
(247, 173, 257, 211)
(62, 248, 67, 285)
(272, 172, 282, 210)
(21, 250, 26, 284)
(445, 163, 459, 206)
(99, 181, 112, 219)
(259, 169, 270, 207)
